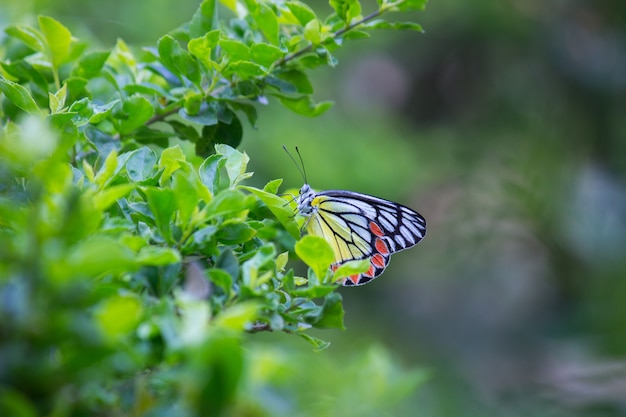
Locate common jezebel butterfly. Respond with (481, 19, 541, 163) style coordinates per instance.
(285, 146, 426, 286)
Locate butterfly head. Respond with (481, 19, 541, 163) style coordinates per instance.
(296, 183, 316, 216)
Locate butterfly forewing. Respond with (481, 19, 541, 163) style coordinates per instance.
(301, 188, 426, 286)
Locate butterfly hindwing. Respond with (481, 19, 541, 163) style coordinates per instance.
(305, 189, 426, 286)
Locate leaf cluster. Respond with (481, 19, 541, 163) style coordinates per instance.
(0, 0, 427, 415)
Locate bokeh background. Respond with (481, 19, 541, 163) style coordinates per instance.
(3, 0, 626, 415)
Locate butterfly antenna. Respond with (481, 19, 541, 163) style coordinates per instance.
(282, 145, 308, 184)
(295, 146, 308, 184)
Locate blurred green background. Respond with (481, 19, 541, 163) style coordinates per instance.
(3, 0, 626, 415)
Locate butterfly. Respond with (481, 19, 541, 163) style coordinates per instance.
(285, 146, 426, 286)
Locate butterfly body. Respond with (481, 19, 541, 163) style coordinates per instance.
(296, 183, 426, 286)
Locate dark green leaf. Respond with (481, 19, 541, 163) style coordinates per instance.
(228, 102, 258, 127)
(118, 95, 155, 134)
(169, 120, 200, 142)
(132, 127, 171, 147)
(275, 70, 313, 94)
(217, 248, 240, 282)
(314, 293, 345, 330)
(217, 222, 257, 244)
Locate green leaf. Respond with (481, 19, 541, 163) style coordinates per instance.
(224, 61, 267, 78)
(159, 145, 189, 184)
(169, 120, 200, 142)
(205, 189, 247, 218)
(219, 39, 250, 61)
(242, 186, 300, 239)
(241, 244, 275, 289)
(208, 268, 233, 294)
(137, 246, 181, 265)
(189, 0, 217, 38)
(0, 77, 42, 115)
(179, 102, 218, 125)
(275, 95, 333, 117)
(395, 0, 428, 11)
(95, 149, 118, 187)
(250, 43, 284, 67)
(329, 0, 361, 23)
(95, 295, 143, 342)
(199, 153, 226, 195)
(157, 35, 201, 86)
(125, 147, 158, 182)
(72, 51, 110, 79)
(276, 70, 313, 94)
(197, 114, 243, 157)
(297, 333, 331, 351)
(295, 235, 335, 281)
(144, 187, 177, 243)
(118, 95, 155, 134)
(365, 20, 424, 32)
(172, 171, 198, 226)
(314, 293, 345, 330)
(291, 284, 337, 298)
(303, 19, 322, 44)
(213, 302, 261, 331)
(38, 15, 72, 68)
(276, 250, 289, 272)
(188, 30, 220, 69)
(65, 237, 139, 279)
(47, 87, 66, 116)
(215, 144, 251, 186)
(251, 3, 279, 45)
(217, 222, 257, 245)
(332, 258, 370, 281)
(0, 388, 38, 417)
(93, 184, 135, 211)
(4, 25, 46, 53)
(286, 1, 317, 25)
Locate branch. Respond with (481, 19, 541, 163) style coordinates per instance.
(274, 2, 401, 67)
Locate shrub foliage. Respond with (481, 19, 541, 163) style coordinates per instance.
(0, 0, 427, 415)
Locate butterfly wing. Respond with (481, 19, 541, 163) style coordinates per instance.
(307, 190, 426, 286)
